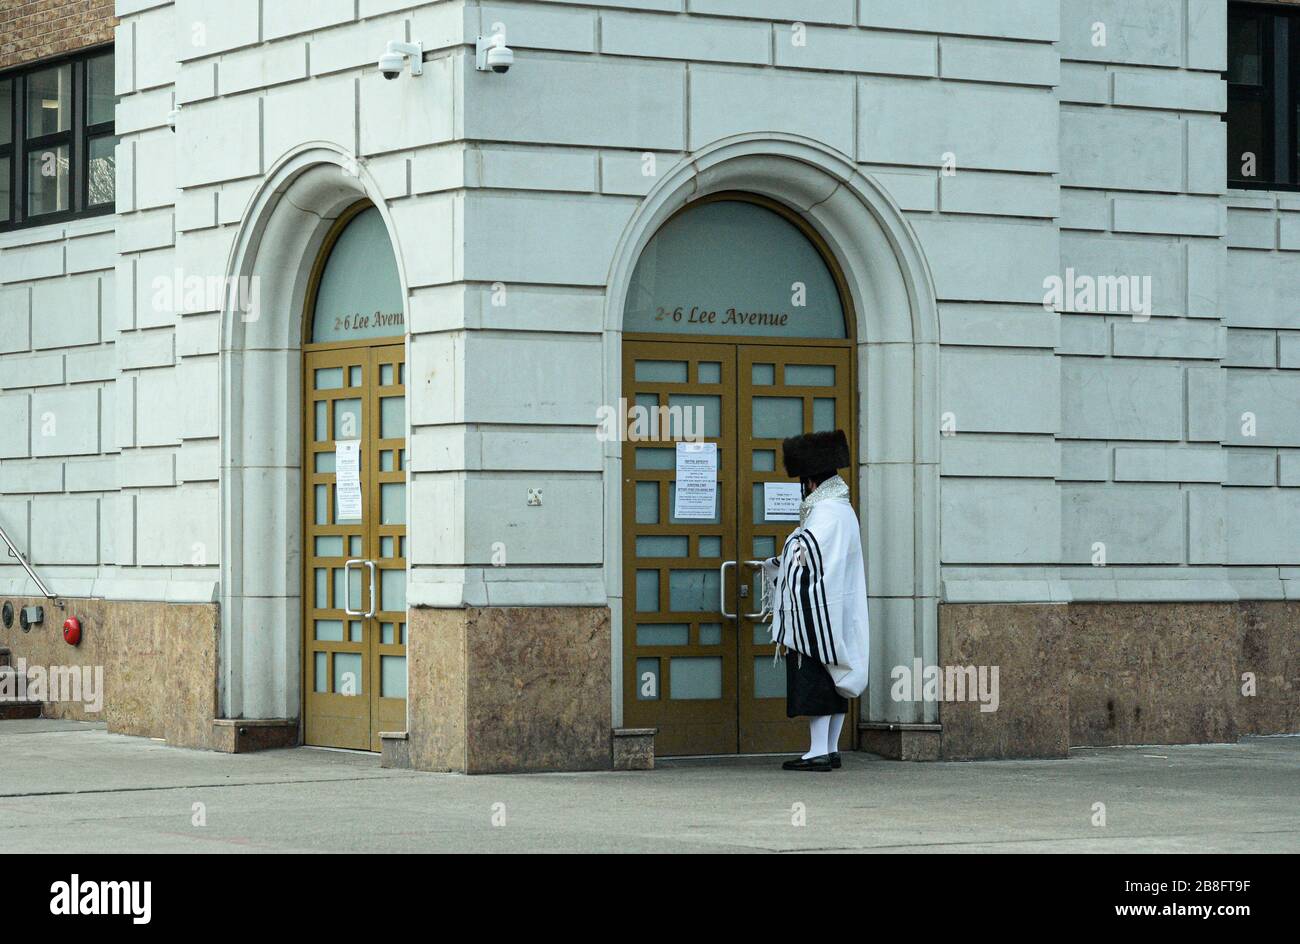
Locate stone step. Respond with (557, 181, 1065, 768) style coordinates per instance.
(0, 700, 42, 721)
(0, 665, 39, 722)
(0, 662, 40, 720)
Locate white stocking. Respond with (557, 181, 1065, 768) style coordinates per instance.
(827, 712, 847, 755)
(804, 715, 831, 760)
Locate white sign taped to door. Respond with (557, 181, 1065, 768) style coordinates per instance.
(335, 439, 363, 521)
(763, 482, 802, 522)
(673, 442, 718, 520)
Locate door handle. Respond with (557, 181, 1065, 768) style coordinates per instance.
(720, 560, 737, 619)
(741, 560, 771, 620)
(343, 559, 365, 616)
(721, 560, 771, 621)
(364, 560, 378, 619)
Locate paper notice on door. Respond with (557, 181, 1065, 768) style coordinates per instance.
(673, 442, 718, 520)
(335, 439, 363, 521)
(763, 482, 802, 522)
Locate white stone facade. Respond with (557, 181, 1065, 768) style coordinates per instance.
(1, 0, 1297, 725)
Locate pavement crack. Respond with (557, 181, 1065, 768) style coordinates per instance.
(0, 773, 418, 800)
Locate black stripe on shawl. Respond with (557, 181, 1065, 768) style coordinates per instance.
(785, 550, 803, 654)
(773, 545, 789, 648)
(784, 539, 808, 656)
(801, 530, 837, 664)
(773, 557, 788, 649)
(793, 534, 827, 660)
(795, 545, 822, 662)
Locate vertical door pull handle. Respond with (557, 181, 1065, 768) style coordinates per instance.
(719, 560, 737, 619)
(343, 559, 365, 616)
(741, 560, 771, 620)
(364, 560, 378, 619)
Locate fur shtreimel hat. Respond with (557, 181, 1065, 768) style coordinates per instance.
(782, 430, 850, 478)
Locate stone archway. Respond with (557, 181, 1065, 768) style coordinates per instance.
(601, 134, 941, 730)
(218, 146, 410, 727)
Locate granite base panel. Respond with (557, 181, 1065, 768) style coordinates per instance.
(380, 731, 411, 769)
(0, 595, 219, 749)
(938, 603, 1070, 760)
(858, 725, 942, 761)
(937, 601, 1300, 760)
(612, 727, 656, 770)
(210, 718, 299, 753)
(406, 605, 612, 774)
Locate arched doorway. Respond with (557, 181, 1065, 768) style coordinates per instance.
(300, 202, 408, 751)
(620, 192, 858, 756)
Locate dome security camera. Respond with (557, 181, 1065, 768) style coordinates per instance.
(476, 34, 514, 74)
(378, 51, 404, 80)
(377, 40, 423, 80)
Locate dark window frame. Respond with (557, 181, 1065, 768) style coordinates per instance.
(1228, 2, 1300, 191)
(0, 77, 12, 225)
(0, 44, 115, 232)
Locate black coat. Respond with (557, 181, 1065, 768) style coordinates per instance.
(785, 651, 848, 718)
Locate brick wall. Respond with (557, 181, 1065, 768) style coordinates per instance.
(0, 0, 117, 71)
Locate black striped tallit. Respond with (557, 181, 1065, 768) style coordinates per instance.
(794, 546, 821, 662)
(799, 530, 837, 664)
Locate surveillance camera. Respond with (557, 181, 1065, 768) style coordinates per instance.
(476, 35, 514, 74)
(488, 45, 513, 74)
(377, 40, 423, 80)
(378, 51, 404, 80)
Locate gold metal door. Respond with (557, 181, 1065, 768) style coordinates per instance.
(621, 341, 738, 756)
(303, 342, 407, 751)
(737, 345, 855, 754)
(621, 339, 856, 756)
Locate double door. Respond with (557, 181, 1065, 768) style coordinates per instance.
(621, 340, 856, 756)
(302, 342, 407, 751)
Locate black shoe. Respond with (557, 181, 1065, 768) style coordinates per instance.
(830, 752, 841, 769)
(782, 754, 833, 772)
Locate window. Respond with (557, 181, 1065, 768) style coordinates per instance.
(624, 195, 848, 340)
(308, 204, 405, 344)
(0, 47, 115, 229)
(1227, 3, 1299, 189)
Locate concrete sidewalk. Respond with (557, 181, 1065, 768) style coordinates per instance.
(0, 720, 1295, 853)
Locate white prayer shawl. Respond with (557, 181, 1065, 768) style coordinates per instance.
(766, 477, 870, 699)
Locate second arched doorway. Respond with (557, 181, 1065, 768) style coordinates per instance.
(620, 193, 858, 756)
(301, 202, 408, 751)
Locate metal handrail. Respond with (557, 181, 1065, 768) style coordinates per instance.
(0, 520, 62, 609)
